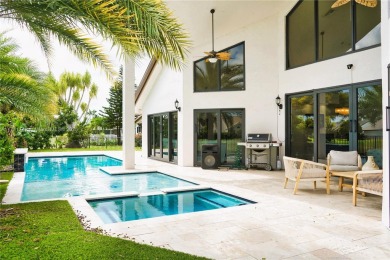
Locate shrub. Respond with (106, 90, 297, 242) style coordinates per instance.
(67, 122, 91, 148)
(135, 133, 142, 147)
(26, 131, 53, 150)
(0, 114, 14, 166)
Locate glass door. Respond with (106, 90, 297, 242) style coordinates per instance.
(220, 110, 244, 165)
(317, 89, 350, 163)
(153, 116, 161, 157)
(194, 111, 218, 166)
(171, 112, 178, 162)
(287, 81, 382, 164)
(356, 84, 383, 167)
(148, 112, 178, 163)
(288, 94, 314, 160)
(162, 114, 169, 160)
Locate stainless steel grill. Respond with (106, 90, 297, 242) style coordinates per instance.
(238, 133, 279, 171)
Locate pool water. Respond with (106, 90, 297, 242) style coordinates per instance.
(21, 156, 196, 201)
(88, 189, 254, 223)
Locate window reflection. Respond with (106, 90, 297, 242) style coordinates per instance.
(290, 95, 314, 160)
(287, 0, 315, 67)
(221, 44, 244, 90)
(318, 0, 352, 60)
(194, 42, 245, 92)
(356, 1, 381, 50)
(286, 0, 381, 69)
(194, 61, 219, 91)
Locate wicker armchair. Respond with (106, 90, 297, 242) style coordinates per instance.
(353, 170, 383, 206)
(283, 156, 330, 195)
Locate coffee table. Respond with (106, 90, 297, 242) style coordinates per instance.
(330, 171, 356, 191)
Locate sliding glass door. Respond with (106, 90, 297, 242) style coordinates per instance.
(148, 112, 178, 163)
(287, 81, 382, 166)
(356, 85, 383, 167)
(317, 89, 350, 163)
(194, 109, 245, 166)
(288, 95, 314, 160)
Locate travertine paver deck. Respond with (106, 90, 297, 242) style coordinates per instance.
(6, 151, 390, 259)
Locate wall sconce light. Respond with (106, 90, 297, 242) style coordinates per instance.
(174, 99, 181, 112)
(347, 64, 353, 69)
(275, 95, 283, 110)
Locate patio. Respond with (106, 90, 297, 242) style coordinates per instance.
(66, 151, 390, 259)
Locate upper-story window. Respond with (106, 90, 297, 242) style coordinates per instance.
(286, 0, 381, 69)
(194, 42, 245, 92)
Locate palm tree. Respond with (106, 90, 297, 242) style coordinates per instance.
(76, 71, 91, 112)
(79, 83, 98, 121)
(0, 0, 190, 75)
(0, 32, 56, 118)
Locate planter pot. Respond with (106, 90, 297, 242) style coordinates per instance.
(362, 155, 379, 170)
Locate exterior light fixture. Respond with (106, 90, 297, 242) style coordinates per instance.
(174, 99, 181, 112)
(275, 95, 283, 110)
(347, 64, 353, 69)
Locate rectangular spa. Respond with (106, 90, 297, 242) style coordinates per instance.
(88, 189, 255, 223)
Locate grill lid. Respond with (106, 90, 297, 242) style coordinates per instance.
(247, 133, 272, 143)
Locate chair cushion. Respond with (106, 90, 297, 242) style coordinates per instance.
(329, 150, 358, 166)
(300, 168, 326, 179)
(330, 165, 360, 171)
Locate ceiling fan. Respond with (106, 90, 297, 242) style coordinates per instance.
(331, 0, 377, 8)
(204, 9, 231, 63)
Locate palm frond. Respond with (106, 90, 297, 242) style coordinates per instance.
(0, 0, 190, 73)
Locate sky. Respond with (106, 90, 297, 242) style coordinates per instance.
(1, 20, 150, 113)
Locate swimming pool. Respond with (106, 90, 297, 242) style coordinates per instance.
(88, 189, 255, 223)
(21, 155, 196, 201)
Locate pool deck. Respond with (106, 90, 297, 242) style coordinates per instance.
(5, 151, 390, 259)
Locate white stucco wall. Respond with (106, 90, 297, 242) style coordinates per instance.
(381, 0, 390, 229)
(180, 12, 286, 166)
(140, 66, 183, 160)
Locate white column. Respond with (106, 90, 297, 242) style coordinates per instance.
(381, 0, 390, 229)
(123, 56, 135, 169)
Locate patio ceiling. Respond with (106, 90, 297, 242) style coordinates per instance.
(165, 0, 291, 49)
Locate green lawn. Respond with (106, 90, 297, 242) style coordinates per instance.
(0, 173, 206, 260)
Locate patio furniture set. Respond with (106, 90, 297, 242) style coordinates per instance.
(283, 150, 383, 206)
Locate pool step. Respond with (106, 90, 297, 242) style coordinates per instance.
(84, 191, 139, 201)
(100, 166, 157, 175)
(161, 185, 211, 194)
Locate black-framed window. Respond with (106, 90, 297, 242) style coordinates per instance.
(194, 42, 245, 92)
(286, 0, 381, 69)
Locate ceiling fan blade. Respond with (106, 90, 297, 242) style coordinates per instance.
(331, 0, 350, 8)
(216, 52, 231, 60)
(355, 0, 377, 7)
(219, 56, 230, 61)
(204, 51, 213, 56)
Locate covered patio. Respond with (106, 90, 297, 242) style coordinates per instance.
(69, 151, 389, 259)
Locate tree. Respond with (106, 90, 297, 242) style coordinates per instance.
(100, 68, 123, 145)
(0, 32, 56, 119)
(0, 0, 190, 76)
(358, 85, 382, 125)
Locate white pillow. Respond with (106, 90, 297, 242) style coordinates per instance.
(330, 150, 358, 166)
